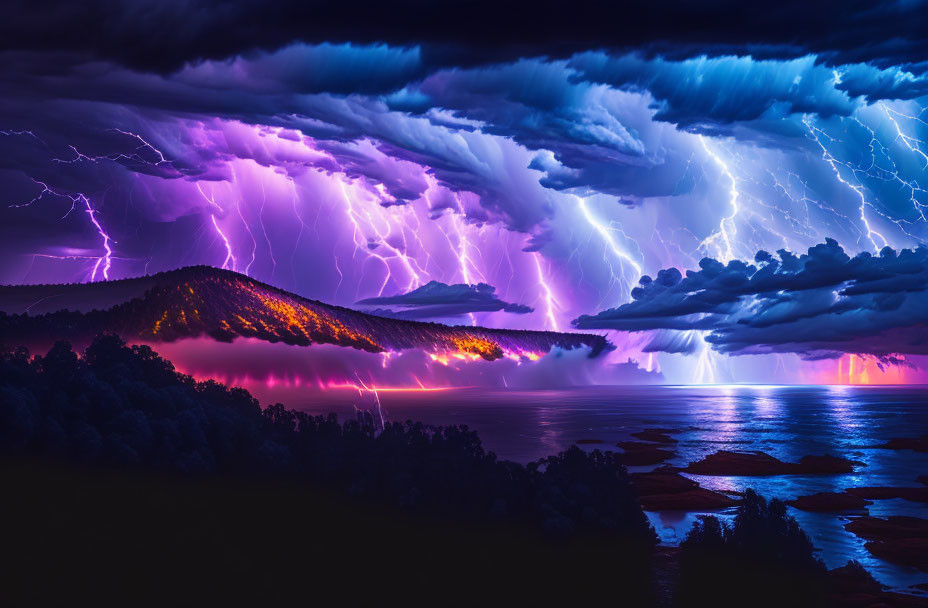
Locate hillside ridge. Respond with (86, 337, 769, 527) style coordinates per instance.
(0, 266, 613, 360)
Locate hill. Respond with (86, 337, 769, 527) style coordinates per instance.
(0, 266, 612, 360)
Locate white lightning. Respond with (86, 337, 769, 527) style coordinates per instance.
(698, 136, 739, 263)
(575, 195, 643, 301)
(532, 252, 559, 330)
(803, 114, 888, 252)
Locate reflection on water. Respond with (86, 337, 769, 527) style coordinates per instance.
(258, 384, 928, 591)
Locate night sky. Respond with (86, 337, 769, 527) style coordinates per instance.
(3, 0, 928, 383)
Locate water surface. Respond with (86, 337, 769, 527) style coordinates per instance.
(256, 384, 928, 591)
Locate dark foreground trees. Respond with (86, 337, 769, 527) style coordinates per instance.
(0, 335, 656, 605)
(0, 335, 654, 543)
(677, 490, 828, 607)
(2, 336, 910, 607)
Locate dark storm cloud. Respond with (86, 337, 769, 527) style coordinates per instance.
(177, 43, 426, 96)
(573, 239, 928, 361)
(3, 0, 928, 73)
(3, 3, 928, 261)
(569, 54, 856, 128)
(3, 16, 926, 222)
(356, 280, 533, 320)
(0, 63, 558, 235)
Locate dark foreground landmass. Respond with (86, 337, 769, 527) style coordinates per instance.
(1, 336, 925, 607)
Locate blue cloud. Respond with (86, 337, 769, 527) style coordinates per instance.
(357, 280, 533, 320)
(574, 239, 928, 362)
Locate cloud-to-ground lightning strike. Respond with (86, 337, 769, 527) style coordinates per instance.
(82, 194, 114, 280)
(336, 178, 422, 297)
(196, 182, 237, 271)
(7, 175, 115, 281)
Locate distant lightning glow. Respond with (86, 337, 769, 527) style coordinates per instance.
(692, 336, 720, 385)
(447, 193, 488, 325)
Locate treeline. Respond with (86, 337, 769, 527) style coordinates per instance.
(0, 334, 653, 542)
(0, 336, 910, 606)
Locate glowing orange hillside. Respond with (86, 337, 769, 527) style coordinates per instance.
(0, 266, 613, 361)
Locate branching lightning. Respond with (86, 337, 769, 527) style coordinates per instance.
(196, 182, 237, 271)
(575, 194, 643, 304)
(698, 136, 740, 263)
(82, 194, 113, 280)
(804, 114, 889, 252)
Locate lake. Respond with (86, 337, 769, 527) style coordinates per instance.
(249, 383, 928, 592)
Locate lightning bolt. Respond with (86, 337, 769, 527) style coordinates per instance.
(803, 114, 888, 252)
(881, 102, 928, 170)
(575, 194, 643, 302)
(196, 182, 237, 271)
(446, 193, 489, 325)
(698, 136, 740, 263)
(229, 167, 257, 276)
(82, 194, 113, 280)
(52, 128, 172, 169)
(7, 176, 115, 281)
(532, 252, 559, 330)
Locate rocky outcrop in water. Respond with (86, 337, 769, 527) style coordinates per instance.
(828, 561, 928, 607)
(845, 516, 928, 573)
(682, 450, 861, 476)
(630, 467, 737, 511)
(846, 486, 928, 503)
(615, 441, 675, 465)
(878, 436, 928, 453)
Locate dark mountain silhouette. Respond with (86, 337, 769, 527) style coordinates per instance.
(0, 266, 612, 359)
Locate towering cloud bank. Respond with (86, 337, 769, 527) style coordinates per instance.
(575, 239, 928, 363)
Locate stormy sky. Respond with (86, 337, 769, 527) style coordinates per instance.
(2, 0, 928, 383)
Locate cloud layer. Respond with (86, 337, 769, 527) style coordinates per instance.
(574, 239, 928, 362)
(4, 0, 928, 72)
(357, 280, 533, 320)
